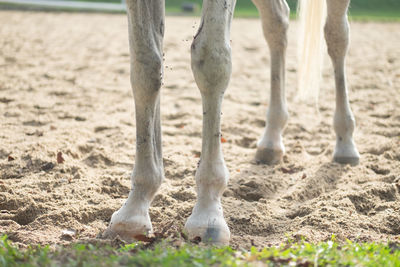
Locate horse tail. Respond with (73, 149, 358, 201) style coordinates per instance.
(296, 0, 327, 104)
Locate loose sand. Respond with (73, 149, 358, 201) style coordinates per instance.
(0, 11, 399, 249)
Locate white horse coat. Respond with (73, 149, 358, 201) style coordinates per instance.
(105, 0, 359, 244)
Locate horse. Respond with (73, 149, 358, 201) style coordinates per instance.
(105, 0, 360, 244)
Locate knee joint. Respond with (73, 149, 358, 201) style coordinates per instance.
(324, 20, 349, 58)
(191, 40, 232, 94)
(264, 14, 289, 48)
(131, 52, 163, 98)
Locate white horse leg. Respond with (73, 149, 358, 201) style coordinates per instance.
(325, 0, 360, 165)
(107, 0, 164, 239)
(184, 0, 236, 244)
(252, 0, 290, 165)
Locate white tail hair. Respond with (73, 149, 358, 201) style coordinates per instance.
(297, 0, 327, 104)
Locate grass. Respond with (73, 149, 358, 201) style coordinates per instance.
(0, 1, 398, 266)
(0, 0, 399, 21)
(1, 235, 400, 266)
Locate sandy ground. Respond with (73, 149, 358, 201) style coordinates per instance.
(0, 11, 399, 249)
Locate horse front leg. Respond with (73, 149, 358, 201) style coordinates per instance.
(252, 0, 290, 165)
(107, 0, 165, 241)
(184, 0, 236, 245)
(325, 0, 360, 165)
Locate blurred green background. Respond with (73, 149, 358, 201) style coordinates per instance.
(168, 0, 400, 20)
(1, 0, 400, 20)
(75, 0, 400, 20)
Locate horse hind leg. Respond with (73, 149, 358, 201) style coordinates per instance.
(252, 0, 290, 165)
(325, 0, 360, 165)
(184, 0, 236, 245)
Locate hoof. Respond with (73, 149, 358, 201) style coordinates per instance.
(184, 210, 230, 245)
(255, 147, 283, 165)
(185, 225, 230, 245)
(104, 210, 152, 242)
(333, 155, 360, 166)
(334, 141, 360, 166)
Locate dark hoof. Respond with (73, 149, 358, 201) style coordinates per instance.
(333, 156, 360, 166)
(255, 148, 283, 165)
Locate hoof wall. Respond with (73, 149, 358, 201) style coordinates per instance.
(185, 212, 230, 245)
(185, 226, 230, 245)
(102, 222, 152, 243)
(334, 156, 360, 166)
(255, 148, 283, 165)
